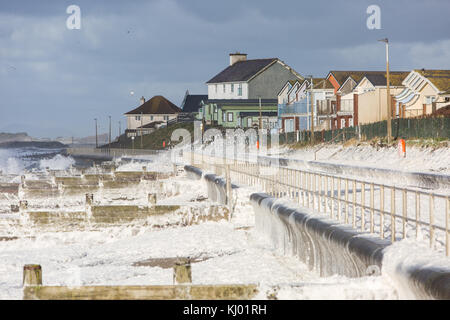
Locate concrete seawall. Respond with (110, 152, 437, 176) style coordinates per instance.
(184, 165, 238, 205)
(183, 164, 450, 299)
(250, 192, 390, 277)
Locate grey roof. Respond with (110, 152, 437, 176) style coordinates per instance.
(206, 59, 277, 84)
(180, 94, 208, 113)
(206, 99, 277, 106)
(363, 72, 409, 86)
(239, 111, 278, 117)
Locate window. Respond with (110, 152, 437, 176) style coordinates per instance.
(150, 116, 154, 121)
(349, 118, 353, 127)
(135, 116, 141, 121)
(231, 84, 234, 93)
(247, 118, 252, 127)
(223, 84, 226, 93)
(214, 105, 217, 113)
(164, 116, 169, 121)
(425, 96, 436, 104)
(227, 112, 233, 122)
(341, 119, 346, 128)
(222, 111, 226, 122)
(238, 83, 242, 96)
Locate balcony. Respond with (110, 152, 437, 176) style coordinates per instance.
(278, 101, 309, 116)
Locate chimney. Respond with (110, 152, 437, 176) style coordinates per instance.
(229, 52, 247, 66)
(140, 96, 145, 105)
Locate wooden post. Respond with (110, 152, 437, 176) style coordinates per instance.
(173, 163, 177, 176)
(23, 265, 42, 286)
(173, 259, 192, 284)
(148, 193, 157, 205)
(85, 193, 94, 206)
(19, 200, 28, 212)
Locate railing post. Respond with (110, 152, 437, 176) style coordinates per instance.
(352, 180, 356, 228)
(446, 197, 449, 257)
(312, 173, 316, 211)
(416, 191, 420, 239)
(331, 177, 335, 219)
(370, 183, 374, 234)
(380, 185, 385, 239)
(226, 164, 232, 210)
(337, 178, 341, 221)
(324, 175, 328, 214)
(402, 189, 407, 239)
(430, 194, 435, 249)
(345, 179, 349, 224)
(391, 187, 396, 243)
(361, 182, 365, 232)
(318, 174, 322, 212)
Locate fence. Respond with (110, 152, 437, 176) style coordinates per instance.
(279, 116, 450, 145)
(187, 152, 450, 257)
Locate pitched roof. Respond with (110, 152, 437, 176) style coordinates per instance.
(310, 78, 334, 89)
(206, 58, 278, 84)
(328, 71, 407, 87)
(414, 69, 450, 94)
(363, 72, 409, 87)
(180, 94, 208, 113)
(125, 96, 182, 115)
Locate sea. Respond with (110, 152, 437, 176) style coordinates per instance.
(0, 146, 75, 178)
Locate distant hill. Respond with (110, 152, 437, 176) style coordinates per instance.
(0, 132, 33, 143)
(75, 133, 109, 145)
(0, 140, 67, 149)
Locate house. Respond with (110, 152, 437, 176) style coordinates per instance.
(355, 72, 409, 125)
(311, 78, 335, 130)
(199, 99, 278, 130)
(199, 52, 303, 130)
(206, 53, 303, 100)
(326, 71, 407, 129)
(179, 90, 208, 114)
(278, 78, 334, 132)
(124, 95, 182, 137)
(394, 69, 450, 117)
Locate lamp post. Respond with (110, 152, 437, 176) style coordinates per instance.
(378, 38, 391, 143)
(258, 97, 262, 129)
(307, 75, 314, 145)
(108, 115, 111, 148)
(140, 112, 143, 149)
(94, 118, 98, 148)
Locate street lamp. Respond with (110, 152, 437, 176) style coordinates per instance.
(307, 75, 314, 144)
(108, 115, 112, 148)
(378, 38, 391, 143)
(94, 118, 98, 148)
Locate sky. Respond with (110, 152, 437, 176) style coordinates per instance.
(0, 0, 449, 138)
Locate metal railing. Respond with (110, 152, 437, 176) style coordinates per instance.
(66, 147, 161, 158)
(186, 152, 450, 257)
